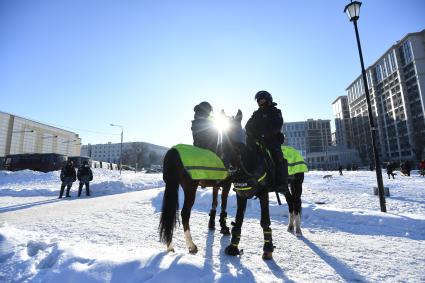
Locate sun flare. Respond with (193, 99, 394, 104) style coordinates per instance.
(214, 113, 230, 133)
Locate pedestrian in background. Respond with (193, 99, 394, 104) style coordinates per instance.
(386, 162, 395, 179)
(77, 161, 93, 197)
(59, 160, 76, 198)
(418, 160, 425, 176)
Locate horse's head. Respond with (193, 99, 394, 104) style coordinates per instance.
(226, 110, 246, 150)
(218, 109, 245, 152)
(231, 140, 271, 199)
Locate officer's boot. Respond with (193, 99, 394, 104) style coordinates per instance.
(219, 212, 230, 235)
(78, 183, 83, 197)
(225, 226, 242, 256)
(208, 209, 216, 230)
(275, 160, 289, 194)
(58, 185, 65, 199)
(262, 227, 274, 260)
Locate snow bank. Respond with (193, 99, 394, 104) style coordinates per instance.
(0, 169, 164, 197)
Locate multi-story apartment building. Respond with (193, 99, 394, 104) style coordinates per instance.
(283, 119, 332, 156)
(346, 30, 425, 164)
(0, 111, 81, 157)
(332, 96, 354, 149)
(284, 119, 361, 169)
(81, 142, 168, 165)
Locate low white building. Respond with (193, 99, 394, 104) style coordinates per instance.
(306, 145, 362, 170)
(81, 142, 168, 164)
(0, 111, 81, 157)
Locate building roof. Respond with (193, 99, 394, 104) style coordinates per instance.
(345, 29, 425, 90)
(0, 110, 79, 137)
(331, 96, 348, 105)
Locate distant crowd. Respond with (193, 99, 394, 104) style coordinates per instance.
(335, 159, 425, 178)
(386, 159, 425, 179)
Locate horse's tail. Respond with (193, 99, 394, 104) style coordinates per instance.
(159, 148, 180, 246)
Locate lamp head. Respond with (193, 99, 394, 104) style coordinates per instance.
(344, 1, 362, 22)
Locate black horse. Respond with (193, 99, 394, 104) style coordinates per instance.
(223, 140, 280, 260)
(159, 111, 244, 254)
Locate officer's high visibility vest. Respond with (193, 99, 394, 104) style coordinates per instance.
(281, 146, 308, 176)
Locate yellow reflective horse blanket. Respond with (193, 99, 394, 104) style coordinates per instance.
(173, 144, 229, 180)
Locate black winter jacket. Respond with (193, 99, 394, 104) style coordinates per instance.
(77, 166, 93, 182)
(245, 103, 284, 146)
(60, 165, 76, 182)
(191, 117, 219, 153)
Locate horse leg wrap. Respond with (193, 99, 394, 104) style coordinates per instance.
(263, 228, 274, 252)
(287, 212, 295, 233)
(219, 212, 230, 235)
(225, 226, 242, 256)
(208, 209, 216, 230)
(295, 214, 303, 237)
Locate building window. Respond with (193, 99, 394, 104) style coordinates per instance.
(399, 40, 413, 65)
(376, 65, 383, 83)
(389, 51, 397, 71)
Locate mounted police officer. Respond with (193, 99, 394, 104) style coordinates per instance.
(191, 101, 219, 153)
(59, 160, 76, 198)
(77, 161, 93, 197)
(245, 90, 289, 194)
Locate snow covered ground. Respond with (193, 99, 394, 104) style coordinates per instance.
(1, 168, 424, 282)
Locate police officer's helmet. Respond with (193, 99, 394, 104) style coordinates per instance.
(194, 101, 213, 115)
(255, 90, 273, 102)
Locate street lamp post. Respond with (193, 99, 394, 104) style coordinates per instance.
(110, 123, 123, 175)
(344, 1, 387, 212)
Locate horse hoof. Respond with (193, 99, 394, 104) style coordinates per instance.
(287, 225, 294, 233)
(167, 247, 175, 253)
(295, 230, 303, 237)
(220, 227, 230, 235)
(208, 220, 215, 230)
(224, 245, 240, 256)
(189, 245, 198, 254)
(262, 251, 273, 260)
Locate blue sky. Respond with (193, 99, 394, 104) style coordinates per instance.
(1, 0, 424, 148)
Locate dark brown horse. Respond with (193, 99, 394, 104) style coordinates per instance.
(159, 150, 231, 253)
(159, 113, 244, 254)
